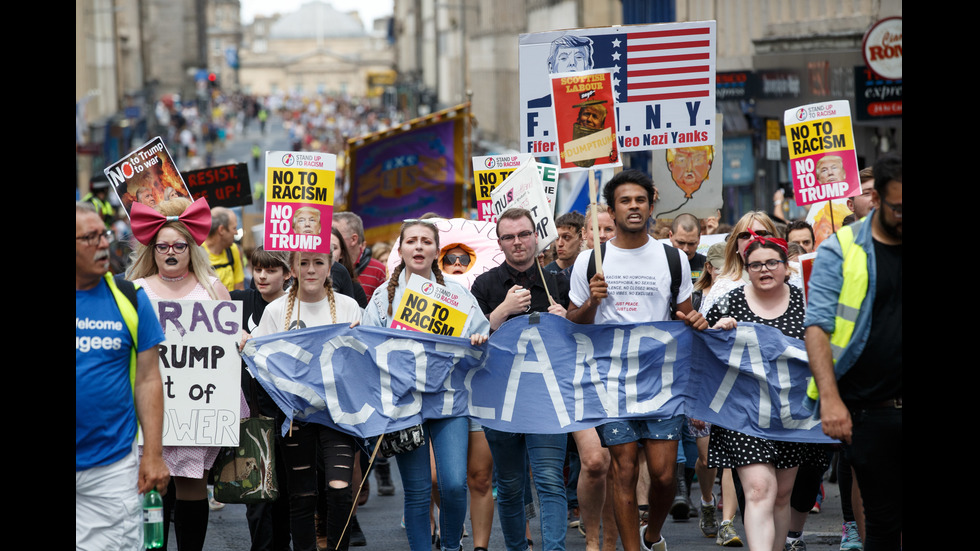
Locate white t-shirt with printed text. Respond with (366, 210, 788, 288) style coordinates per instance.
(569, 237, 693, 324)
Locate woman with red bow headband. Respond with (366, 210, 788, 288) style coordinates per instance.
(127, 197, 246, 551)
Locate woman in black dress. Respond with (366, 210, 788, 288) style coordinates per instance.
(706, 235, 806, 551)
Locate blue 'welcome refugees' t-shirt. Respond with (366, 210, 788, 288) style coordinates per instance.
(76, 279, 164, 471)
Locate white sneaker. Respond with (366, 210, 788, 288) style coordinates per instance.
(639, 525, 667, 551)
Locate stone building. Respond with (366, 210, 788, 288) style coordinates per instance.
(239, 1, 394, 97)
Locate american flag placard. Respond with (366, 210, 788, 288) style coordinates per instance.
(520, 21, 716, 156)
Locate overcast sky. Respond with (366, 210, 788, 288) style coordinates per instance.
(240, 0, 393, 28)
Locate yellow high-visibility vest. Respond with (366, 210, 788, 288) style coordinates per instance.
(104, 274, 140, 392)
(806, 221, 868, 400)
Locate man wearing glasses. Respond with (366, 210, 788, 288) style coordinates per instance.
(76, 202, 169, 550)
(471, 207, 570, 551)
(805, 153, 902, 549)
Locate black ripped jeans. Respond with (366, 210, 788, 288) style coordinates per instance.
(280, 421, 356, 551)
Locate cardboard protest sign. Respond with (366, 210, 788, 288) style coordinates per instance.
(264, 151, 335, 254)
(806, 198, 852, 249)
(784, 101, 861, 206)
(391, 274, 473, 336)
(550, 69, 622, 172)
(520, 22, 717, 156)
(490, 160, 558, 254)
(652, 113, 724, 219)
(144, 300, 243, 447)
(538, 161, 559, 211)
(104, 136, 190, 216)
(472, 154, 559, 222)
(182, 163, 251, 207)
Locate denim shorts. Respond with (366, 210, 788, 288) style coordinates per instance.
(596, 415, 685, 447)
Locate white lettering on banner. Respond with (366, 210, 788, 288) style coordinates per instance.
(320, 336, 376, 425)
(626, 325, 676, 414)
(162, 408, 237, 445)
(250, 340, 327, 418)
(436, 348, 497, 419)
(572, 333, 617, 420)
(501, 328, 571, 427)
(436, 343, 484, 416)
(708, 325, 770, 428)
(606, 329, 626, 414)
(376, 338, 426, 418)
(774, 345, 821, 430)
(440, 350, 459, 416)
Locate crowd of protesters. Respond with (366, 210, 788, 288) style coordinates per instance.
(78, 116, 901, 551)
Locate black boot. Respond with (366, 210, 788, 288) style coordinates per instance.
(670, 462, 690, 521)
(373, 458, 395, 496)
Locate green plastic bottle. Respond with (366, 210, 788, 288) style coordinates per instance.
(143, 489, 164, 549)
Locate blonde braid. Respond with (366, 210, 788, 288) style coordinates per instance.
(386, 261, 406, 317)
(326, 284, 337, 323)
(283, 282, 299, 331)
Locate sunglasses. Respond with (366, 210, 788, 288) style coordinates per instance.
(443, 254, 470, 266)
(736, 230, 773, 240)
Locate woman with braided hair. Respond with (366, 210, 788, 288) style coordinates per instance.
(250, 251, 362, 551)
(362, 219, 489, 551)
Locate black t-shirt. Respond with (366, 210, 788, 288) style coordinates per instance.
(471, 262, 570, 333)
(231, 288, 281, 417)
(331, 263, 367, 307)
(838, 240, 902, 406)
(689, 252, 706, 284)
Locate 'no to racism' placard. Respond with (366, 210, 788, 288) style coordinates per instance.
(392, 274, 473, 336)
(264, 151, 336, 254)
(472, 154, 558, 222)
(784, 101, 860, 206)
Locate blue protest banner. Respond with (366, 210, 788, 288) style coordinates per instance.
(241, 314, 835, 443)
(688, 324, 828, 443)
(472, 314, 690, 433)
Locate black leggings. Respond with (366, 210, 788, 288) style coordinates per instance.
(281, 421, 356, 551)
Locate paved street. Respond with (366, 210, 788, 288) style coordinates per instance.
(191, 460, 848, 550)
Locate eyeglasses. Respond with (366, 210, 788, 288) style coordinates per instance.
(154, 242, 190, 254)
(881, 199, 903, 217)
(442, 254, 470, 266)
(76, 229, 113, 246)
(736, 230, 773, 240)
(499, 230, 535, 243)
(746, 259, 786, 272)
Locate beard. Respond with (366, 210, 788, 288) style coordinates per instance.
(882, 218, 902, 239)
(877, 211, 902, 240)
